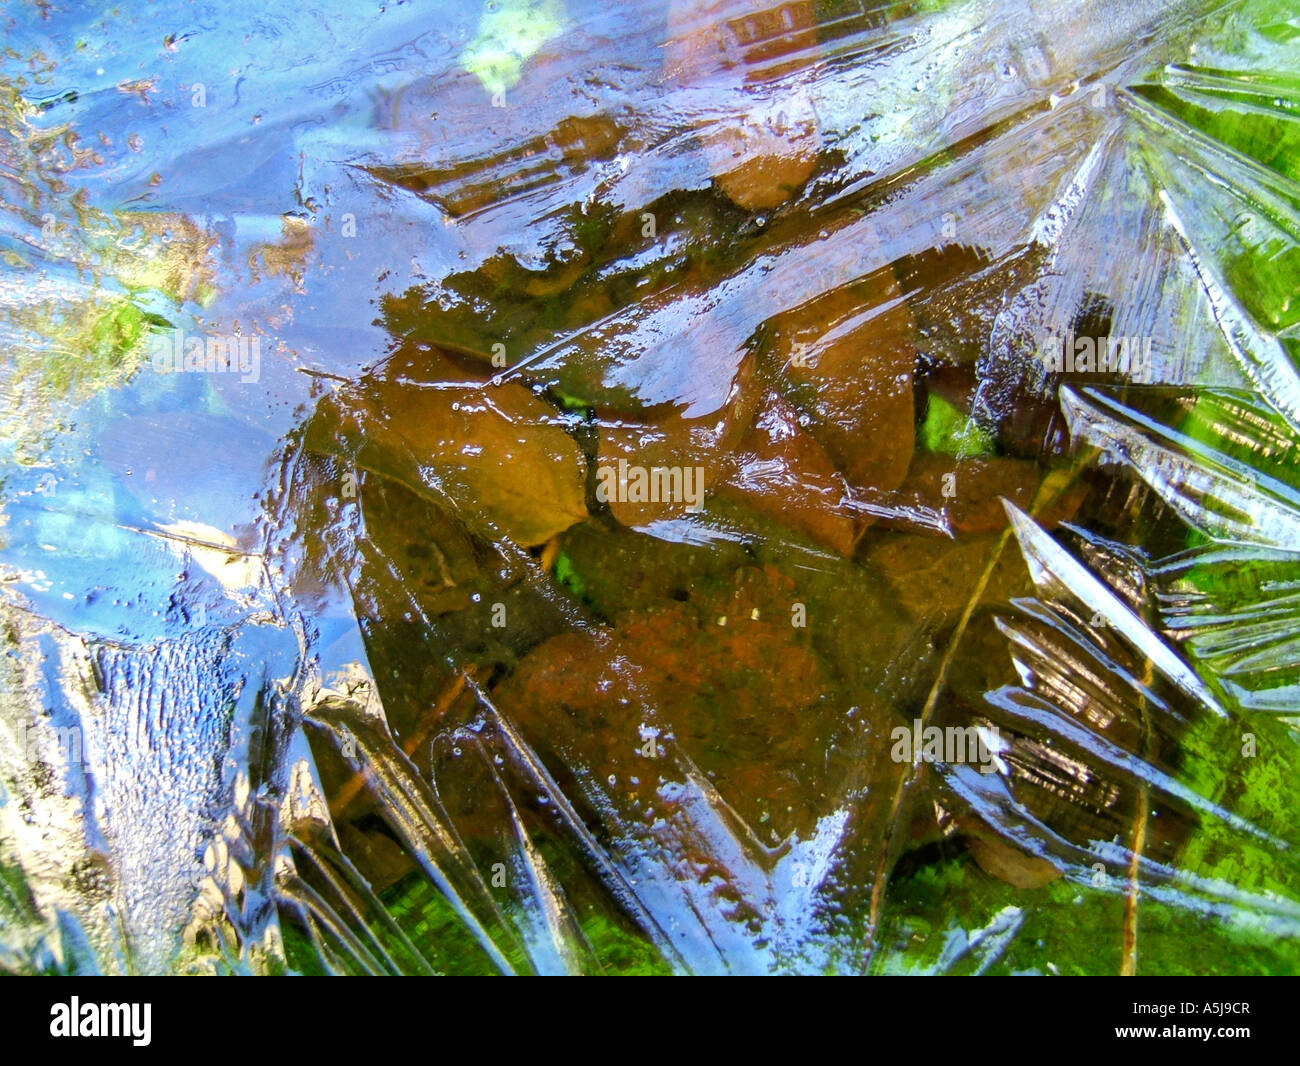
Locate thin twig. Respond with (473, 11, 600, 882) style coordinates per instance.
(1122, 615, 1157, 975)
(329, 668, 476, 820)
(861, 460, 1086, 969)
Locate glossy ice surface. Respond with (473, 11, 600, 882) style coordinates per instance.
(1, 0, 1299, 974)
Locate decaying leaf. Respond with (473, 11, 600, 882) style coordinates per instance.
(880, 451, 1087, 536)
(720, 391, 856, 554)
(307, 352, 588, 547)
(767, 273, 917, 503)
(664, 0, 822, 210)
(494, 563, 847, 843)
(596, 415, 727, 528)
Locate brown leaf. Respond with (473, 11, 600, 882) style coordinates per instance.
(310, 353, 589, 546)
(700, 117, 821, 212)
(395, 380, 587, 545)
(720, 391, 856, 554)
(664, 0, 822, 210)
(596, 413, 732, 528)
(881, 451, 1086, 536)
(965, 831, 1063, 889)
(494, 564, 843, 841)
(593, 354, 758, 528)
(862, 531, 1029, 621)
(769, 273, 917, 501)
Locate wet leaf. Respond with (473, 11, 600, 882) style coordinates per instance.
(665, 0, 822, 210)
(880, 451, 1086, 536)
(595, 411, 734, 529)
(307, 358, 588, 547)
(767, 273, 917, 501)
(720, 391, 856, 554)
(495, 563, 846, 845)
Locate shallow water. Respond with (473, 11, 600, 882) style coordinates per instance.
(2, 0, 1299, 974)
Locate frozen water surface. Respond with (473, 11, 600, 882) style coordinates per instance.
(1, 0, 1299, 974)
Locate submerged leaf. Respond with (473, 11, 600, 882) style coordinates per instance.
(306, 357, 588, 547)
(665, 0, 822, 210)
